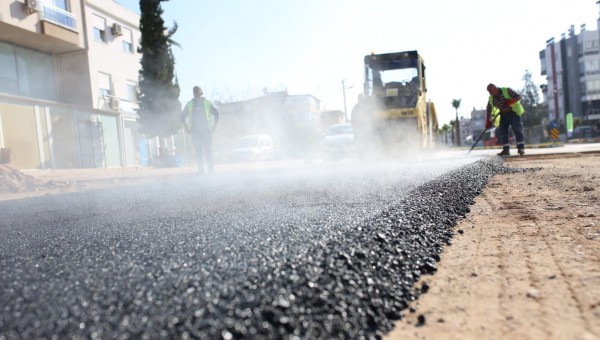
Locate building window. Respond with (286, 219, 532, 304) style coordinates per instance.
(0, 42, 18, 96)
(122, 27, 133, 53)
(98, 72, 112, 98)
(586, 79, 600, 94)
(540, 60, 546, 74)
(122, 41, 133, 53)
(126, 81, 137, 103)
(585, 59, 600, 74)
(0, 41, 56, 100)
(48, 0, 68, 11)
(585, 40, 599, 51)
(93, 15, 107, 42)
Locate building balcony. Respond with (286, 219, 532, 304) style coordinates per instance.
(35, 0, 81, 48)
(38, 0, 77, 31)
(0, 0, 83, 53)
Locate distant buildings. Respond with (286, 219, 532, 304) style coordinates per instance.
(459, 116, 472, 145)
(539, 3, 600, 129)
(462, 3, 600, 148)
(468, 108, 488, 147)
(215, 91, 322, 158)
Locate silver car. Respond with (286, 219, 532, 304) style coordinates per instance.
(228, 134, 275, 162)
(321, 124, 354, 159)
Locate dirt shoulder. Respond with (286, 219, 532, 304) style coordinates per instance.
(386, 152, 600, 340)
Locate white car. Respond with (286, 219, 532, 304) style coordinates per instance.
(228, 134, 275, 162)
(321, 123, 354, 158)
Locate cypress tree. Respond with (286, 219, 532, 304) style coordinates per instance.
(136, 0, 181, 160)
(520, 70, 546, 128)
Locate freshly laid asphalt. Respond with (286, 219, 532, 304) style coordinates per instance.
(1, 156, 506, 339)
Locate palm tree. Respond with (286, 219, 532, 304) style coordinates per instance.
(452, 99, 461, 146)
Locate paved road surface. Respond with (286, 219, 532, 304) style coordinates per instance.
(1, 157, 492, 339)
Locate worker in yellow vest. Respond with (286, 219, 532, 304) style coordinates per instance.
(181, 86, 219, 174)
(486, 83, 525, 156)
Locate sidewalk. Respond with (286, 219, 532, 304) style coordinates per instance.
(0, 165, 193, 202)
(0, 159, 312, 201)
(23, 166, 196, 183)
(22, 159, 313, 182)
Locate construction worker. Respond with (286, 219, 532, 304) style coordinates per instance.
(486, 83, 525, 156)
(181, 86, 219, 174)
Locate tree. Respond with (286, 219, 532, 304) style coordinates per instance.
(520, 70, 539, 106)
(438, 123, 452, 145)
(520, 70, 546, 128)
(137, 0, 181, 161)
(452, 99, 461, 146)
(449, 120, 457, 145)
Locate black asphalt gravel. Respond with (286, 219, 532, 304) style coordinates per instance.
(1, 156, 508, 339)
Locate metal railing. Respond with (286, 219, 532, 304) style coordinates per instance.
(39, 0, 77, 31)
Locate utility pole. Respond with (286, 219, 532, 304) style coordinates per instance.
(341, 79, 353, 123)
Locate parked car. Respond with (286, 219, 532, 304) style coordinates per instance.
(571, 125, 598, 139)
(321, 123, 354, 159)
(228, 134, 275, 162)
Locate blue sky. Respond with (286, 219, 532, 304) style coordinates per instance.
(116, 0, 599, 125)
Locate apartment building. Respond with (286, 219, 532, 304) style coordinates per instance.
(0, 0, 143, 170)
(83, 0, 143, 168)
(539, 6, 600, 129)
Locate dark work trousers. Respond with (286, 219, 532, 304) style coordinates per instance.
(191, 132, 213, 173)
(498, 111, 525, 151)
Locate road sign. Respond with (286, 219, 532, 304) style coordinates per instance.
(551, 128, 559, 141)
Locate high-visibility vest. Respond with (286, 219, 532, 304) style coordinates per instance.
(185, 98, 214, 130)
(488, 87, 525, 127)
